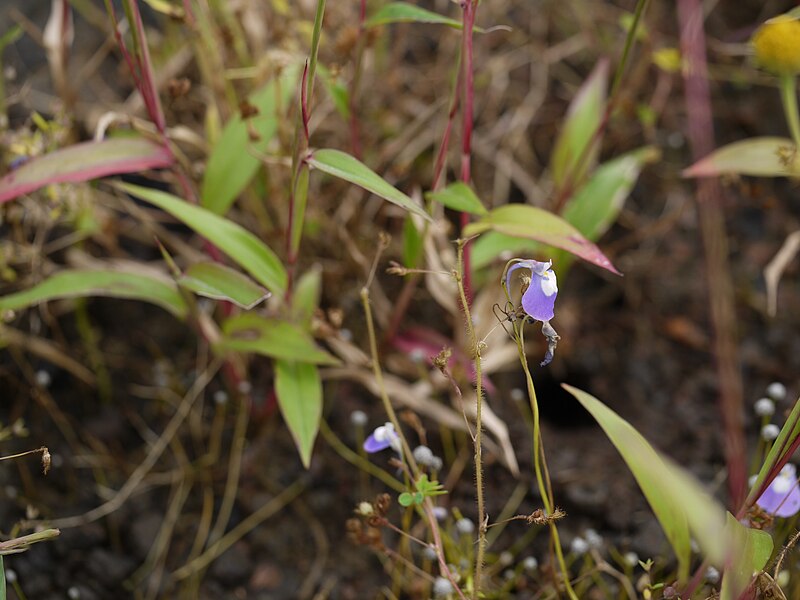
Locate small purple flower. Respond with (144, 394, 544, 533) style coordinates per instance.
(364, 422, 402, 454)
(756, 464, 800, 517)
(505, 259, 558, 322)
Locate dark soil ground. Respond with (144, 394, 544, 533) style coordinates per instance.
(2, 0, 800, 599)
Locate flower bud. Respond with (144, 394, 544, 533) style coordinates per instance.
(752, 15, 800, 76)
(755, 397, 776, 417)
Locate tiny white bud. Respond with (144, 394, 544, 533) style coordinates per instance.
(432, 506, 448, 521)
(754, 398, 775, 417)
(5, 569, 16, 583)
(705, 566, 720, 584)
(213, 390, 228, 405)
(762, 423, 781, 441)
(413, 445, 435, 466)
(767, 382, 787, 401)
(236, 380, 252, 395)
(4, 485, 17, 499)
(456, 518, 475, 535)
(504, 569, 515, 580)
(429, 456, 443, 471)
(67, 587, 81, 599)
(409, 348, 426, 363)
(499, 551, 513, 566)
(433, 576, 454, 598)
(584, 528, 603, 549)
(350, 410, 368, 427)
(570, 537, 589, 555)
(35, 369, 52, 388)
(777, 570, 790, 588)
(748, 474, 758, 488)
(623, 551, 639, 567)
(422, 546, 437, 561)
(523, 556, 538, 571)
(356, 502, 374, 516)
(510, 388, 525, 402)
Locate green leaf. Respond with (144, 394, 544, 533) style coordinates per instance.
(683, 137, 800, 178)
(178, 262, 269, 309)
(402, 214, 423, 268)
(119, 183, 287, 295)
(413, 492, 424, 505)
(0, 137, 173, 204)
(719, 514, 773, 600)
(366, 2, 464, 28)
(201, 67, 298, 215)
(307, 149, 432, 223)
(398, 492, 414, 507)
(564, 384, 772, 593)
(551, 59, 609, 192)
(425, 182, 488, 215)
(275, 359, 322, 468)
(0, 269, 187, 318)
(291, 267, 322, 327)
(563, 147, 658, 241)
(219, 313, 339, 365)
(463, 205, 620, 275)
(471, 231, 540, 270)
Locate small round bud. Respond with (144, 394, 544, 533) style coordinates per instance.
(570, 536, 589, 555)
(623, 551, 639, 567)
(762, 423, 781, 441)
(5, 569, 16, 583)
(510, 388, 525, 402)
(35, 369, 52, 388)
(409, 348, 426, 363)
(350, 410, 368, 427)
(432, 506, 448, 521)
(356, 501, 374, 516)
(213, 390, 228, 405)
(499, 551, 513, 566)
(422, 545, 438, 561)
(455, 517, 475, 535)
(236, 380, 252, 395)
(777, 570, 790, 588)
(584, 528, 603, 549)
(503, 569, 515, 580)
(67, 587, 81, 600)
(429, 456, 444, 471)
(705, 566, 720, 584)
(749, 474, 758, 488)
(413, 445, 435, 466)
(754, 398, 775, 417)
(523, 556, 538, 571)
(752, 15, 800, 76)
(767, 382, 787, 401)
(433, 576, 454, 598)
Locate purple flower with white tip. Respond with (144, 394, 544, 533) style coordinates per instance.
(504, 259, 561, 366)
(756, 464, 800, 517)
(363, 422, 402, 454)
(505, 259, 558, 322)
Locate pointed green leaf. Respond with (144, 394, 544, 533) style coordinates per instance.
(307, 149, 432, 222)
(219, 313, 339, 365)
(463, 204, 620, 274)
(719, 514, 773, 600)
(291, 267, 322, 327)
(471, 231, 540, 270)
(563, 147, 659, 241)
(564, 384, 772, 592)
(367, 2, 463, 28)
(275, 359, 322, 468)
(551, 59, 609, 191)
(201, 67, 298, 214)
(178, 262, 269, 309)
(402, 213, 423, 268)
(119, 182, 287, 295)
(425, 182, 488, 215)
(0, 269, 187, 317)
(683, 137, 800, 178)
(0, 137, 173, 204)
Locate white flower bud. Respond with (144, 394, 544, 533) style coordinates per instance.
(705, 566, 720, 584)
(350, 410, 368, 427)
(584, 528, 603, 549)
(433, 576, 454, 597)
(570, 536, 589, 555)
(754, 398, 775, 417)
(413, 445, 435, 465)
(767, 382, 787, 401)
(432, 506, 448, 521)
(5, 569, 17, 583)
(456, 517, 475, 535)
(623, 552, 639, 567)
(523, 556, 538, 571)
(213, 390, 228, 405)
(762, 423, 781, 441)
(35, 370, 52, 388)
(510, 388, 525, 402)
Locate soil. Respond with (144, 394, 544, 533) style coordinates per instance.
(2, 0, 800, 599)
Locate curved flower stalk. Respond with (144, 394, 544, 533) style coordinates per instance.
(502, 259, 561, 367)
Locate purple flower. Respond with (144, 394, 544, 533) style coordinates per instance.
(364, 422, 402, 454)
(756, 464, 800, 517)
(505, 259, 558, 322)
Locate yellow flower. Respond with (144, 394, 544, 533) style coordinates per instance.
(752, 14, 800, 76)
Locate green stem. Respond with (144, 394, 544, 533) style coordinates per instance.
(780, 74, 800, 150)
(455, 241, 485, 598)
(515, 325, 577, 600)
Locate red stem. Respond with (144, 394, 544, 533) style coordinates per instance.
(459, 0, 476, 306)
(677, 0, 747, 511)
